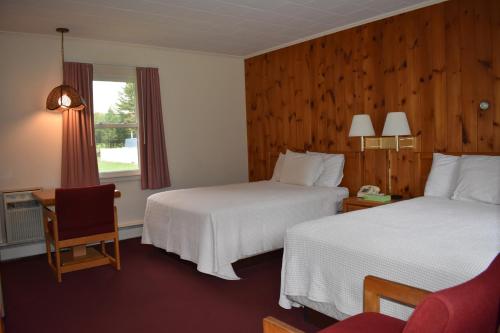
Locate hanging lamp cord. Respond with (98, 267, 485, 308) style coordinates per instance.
(61, 30, 65, 84)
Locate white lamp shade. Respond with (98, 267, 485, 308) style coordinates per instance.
(349, 114, 375, 137)
(382, 112, 411, 136)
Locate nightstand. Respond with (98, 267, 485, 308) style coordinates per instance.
(343, 196, 398, 212)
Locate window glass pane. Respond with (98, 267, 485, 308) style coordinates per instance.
(96, 127, 139, 173)
(93, 79, 140, 175)
(93, 81, 137, 124)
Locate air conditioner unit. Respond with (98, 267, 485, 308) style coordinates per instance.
(2, 189, 44, 244)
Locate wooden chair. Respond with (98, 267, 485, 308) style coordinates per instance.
(264, 254, 500, 333)
(43, 184, 121, 283)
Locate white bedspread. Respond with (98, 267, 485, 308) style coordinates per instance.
(280, 197, 500, 320)
(142, 181, 348, 280)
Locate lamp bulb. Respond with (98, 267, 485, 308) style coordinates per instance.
(58, 94, 72, 108)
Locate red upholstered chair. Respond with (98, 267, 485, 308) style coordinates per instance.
(264, 254, 500, 333)
(43, 184, 121, 282)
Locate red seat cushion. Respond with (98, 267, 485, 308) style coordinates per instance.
(319, 312, 405, 333)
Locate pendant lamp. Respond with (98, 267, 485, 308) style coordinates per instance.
(46, 28, 86, 111)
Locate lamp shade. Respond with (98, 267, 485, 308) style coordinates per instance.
(349, 114, 375, 137)
(382, 112, 411, 136)
(46, 84, 86, 111)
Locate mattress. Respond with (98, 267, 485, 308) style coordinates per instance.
(142, 181, 348, 280)
(280, 196, 500, 320)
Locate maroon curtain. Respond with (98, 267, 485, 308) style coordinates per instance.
(61, 62, 100, 188)
(136, 67, 171, 189)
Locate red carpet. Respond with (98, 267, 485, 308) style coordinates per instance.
(2, 238, 320, 333)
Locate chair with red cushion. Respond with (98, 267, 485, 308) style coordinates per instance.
(264, 254, 500, 333)
(43, 184, 121, 282)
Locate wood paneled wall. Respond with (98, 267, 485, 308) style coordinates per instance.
(245, 0, 500, 197)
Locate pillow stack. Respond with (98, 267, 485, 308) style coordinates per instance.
(424, 153, 460, 198)
(270, 150, 345, 187)
(271, 153, 285, 182)
(279, 150, 323, 186)
(424, 153, 500, 205)
(306, 151, 345, 187)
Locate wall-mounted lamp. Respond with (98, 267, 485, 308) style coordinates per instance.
(381, 112, 413, 152)
(348, 114, 375, 151)
(349, 112, 416, 152)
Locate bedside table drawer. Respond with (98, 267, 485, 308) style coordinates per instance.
(344, 204, 368, 212)
(343, 197, 398, 213)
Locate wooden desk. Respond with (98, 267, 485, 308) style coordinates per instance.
(33, 189, 121, 206)
(33, 188, 121, 260)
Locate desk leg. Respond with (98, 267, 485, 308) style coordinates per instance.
(72, 245, 87, 258)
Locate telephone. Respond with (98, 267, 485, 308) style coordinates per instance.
(357, 185, 381, 198)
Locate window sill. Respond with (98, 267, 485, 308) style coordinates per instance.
(99, 172, 140, 183)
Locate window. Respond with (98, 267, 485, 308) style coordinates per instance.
(93, 65, 140, 178)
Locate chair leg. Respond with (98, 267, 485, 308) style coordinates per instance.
(100, 241, 106, 255)
(43, 214, 53, 266)
(114, 236, 121, 271)
(54, 246, 62, 283)
(45, 237, 52, 266)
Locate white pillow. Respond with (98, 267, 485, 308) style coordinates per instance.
(285, 150, 325, 182)
(280, 151, 324, 186)
(452, 155, 500, 205)
(270, 153, 285, 181)
(424, 153, 460, 198)
(306, 151, 345, 187)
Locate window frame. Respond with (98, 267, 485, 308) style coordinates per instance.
(92, 65, 141, 179)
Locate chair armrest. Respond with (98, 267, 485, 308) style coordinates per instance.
(363, 275, 431, 313)
(263, 317, 305, 333)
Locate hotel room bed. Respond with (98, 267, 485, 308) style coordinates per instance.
(279, 196, 500, 320)
(142, 180, 348, 280)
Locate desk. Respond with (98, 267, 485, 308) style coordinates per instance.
(33, 189, 121, 206)
(33, 188, 121, 259)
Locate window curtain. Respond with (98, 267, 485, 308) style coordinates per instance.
(61, 62, 100, 188)
(136, 67, 171, 189)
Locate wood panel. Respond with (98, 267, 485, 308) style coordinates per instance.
(245, 0, 500, 196)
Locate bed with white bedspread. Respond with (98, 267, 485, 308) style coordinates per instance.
(142, 181, 348, 280)
(279, 197, 500, 320)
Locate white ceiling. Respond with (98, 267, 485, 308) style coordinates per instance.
(0, 0, 440, 56)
